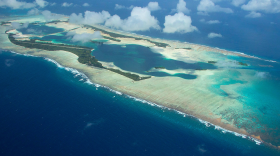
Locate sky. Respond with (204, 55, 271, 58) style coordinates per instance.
(1, 0, 280, 60)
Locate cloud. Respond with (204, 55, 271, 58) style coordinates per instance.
(11, 22, 29, 29)
(0, 0, 36, 9)
(66, 31, 102, 43)
(255, 71, 269, 79)
(215, 60, 240, 68)
(208, 32, 222, 38)
(197, 145, 207, 154)
(231, 0, 247, 7)
(42, 10, 63, 21)
(35, 0, 48, 8)
(115, 4, 125, 10)
(147, 2, 161, 11)
(84, 11, 110, 24)
(69, 13, 84, 23)
(200, 19, 221, 24)
(62, 2, 73, 7)
(83, 3, 89, 7)
(163, 12, 197, 33)
(69, 11, 111, 25)
(176, 0, 191, 14)
(241, 0, 280, 13)
(245, 11, 261, 18)
(128, 5, 134, 9)
(200, 19, 206, 22)
(105, 7, 160, 31)
(207, 20, 221, 24)
(27, 28, 43, 34)
(114, 4, 136, 10)
(197, 0, 234, 14)
(5, 59, 15, 67)
(50, 2, 56, 6)
(197, 11, 209, 15)
(105, 15, 123, 29)
(27, 8, 40, 15)
(27, 28, 35, 32)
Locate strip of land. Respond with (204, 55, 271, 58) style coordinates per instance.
(1, 15, 279, 148)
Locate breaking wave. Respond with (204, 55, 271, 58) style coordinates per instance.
(6, 50, 263, 146)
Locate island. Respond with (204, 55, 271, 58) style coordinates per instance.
(0, 15, 279, 148)
(154, 66, 166, 69)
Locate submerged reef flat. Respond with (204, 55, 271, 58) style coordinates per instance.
(1, 15, 280, 148)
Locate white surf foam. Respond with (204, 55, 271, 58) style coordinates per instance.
(6, 50, 263, 146)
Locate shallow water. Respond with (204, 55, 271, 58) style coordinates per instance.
(92, 44, 216, 78)
(19, 24, 64, 35)
(1, 50, 280, 156)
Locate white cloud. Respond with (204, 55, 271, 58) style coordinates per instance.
(241, 0, 280, 13)
(231, 0, 247, 7)
(50, 2, 56, 6)
(245, 11, 261, 18)
(197, 11, 209, 15)
(11, 22, 29, 29)
(105, 7, 160, 31)
(27, 8, 40, 15)
(114, 4, 138, 10)
(208, 32, 222, 38)
(215, 60, 240, 68)
(115, 4, 125, 10)
(27, 28, 35, 32)
(255, 71, 269, 78)
(84, 11, 110, 25)
(163, 12, 198, 33)
(42, 10, 62, 21)
(147, 2, 161, 11)
(69, 11, 111, 25)
(128, 5, 134, 9)
(69, 13, 84, 23)
(66, 31, 102, 43)
(207, 20, 221, 24)
(176, 0, 191, 14)
(5, 59, 15, 67)
(200, 19, 205, 22)
(197, 0, 233, 14)
(62, 2, 73, 7)
(35, 0, 48, 8)
(83, 3, 89, 7)
(105, 15, 123, 29)
(0, 0, 36, 9)
(200, 19, 221, 24)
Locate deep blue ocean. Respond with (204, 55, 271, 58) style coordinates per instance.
(1, 51, 280, 156)
(1, 0, 280, 155)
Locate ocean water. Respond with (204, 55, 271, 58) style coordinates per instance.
(92, 44, 216, 78)
(1, 0, 280, 154)
(1, 50, 280, 156)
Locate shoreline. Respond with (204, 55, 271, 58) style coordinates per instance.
(86, 23, 278, 63)
(1, 15, 280, 148)
(0, 49, 263, 146)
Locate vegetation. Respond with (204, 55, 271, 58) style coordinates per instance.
(154, 66, 166, 69)
(238, 61, 248, 66)
(102, 36, 121, 42)
(46, 20, 63, 24)
(208, 61, 217, 64)
(207, 60, 248, 66)
(84, 25, 170, 48)
(8, 34, 104, 68)
(1, 21, 11, 25)
(107, 68, 151, 81)
(175, 48, 192, 50)
(195, 68, 207, 70)
(7, 33, 151, 81)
